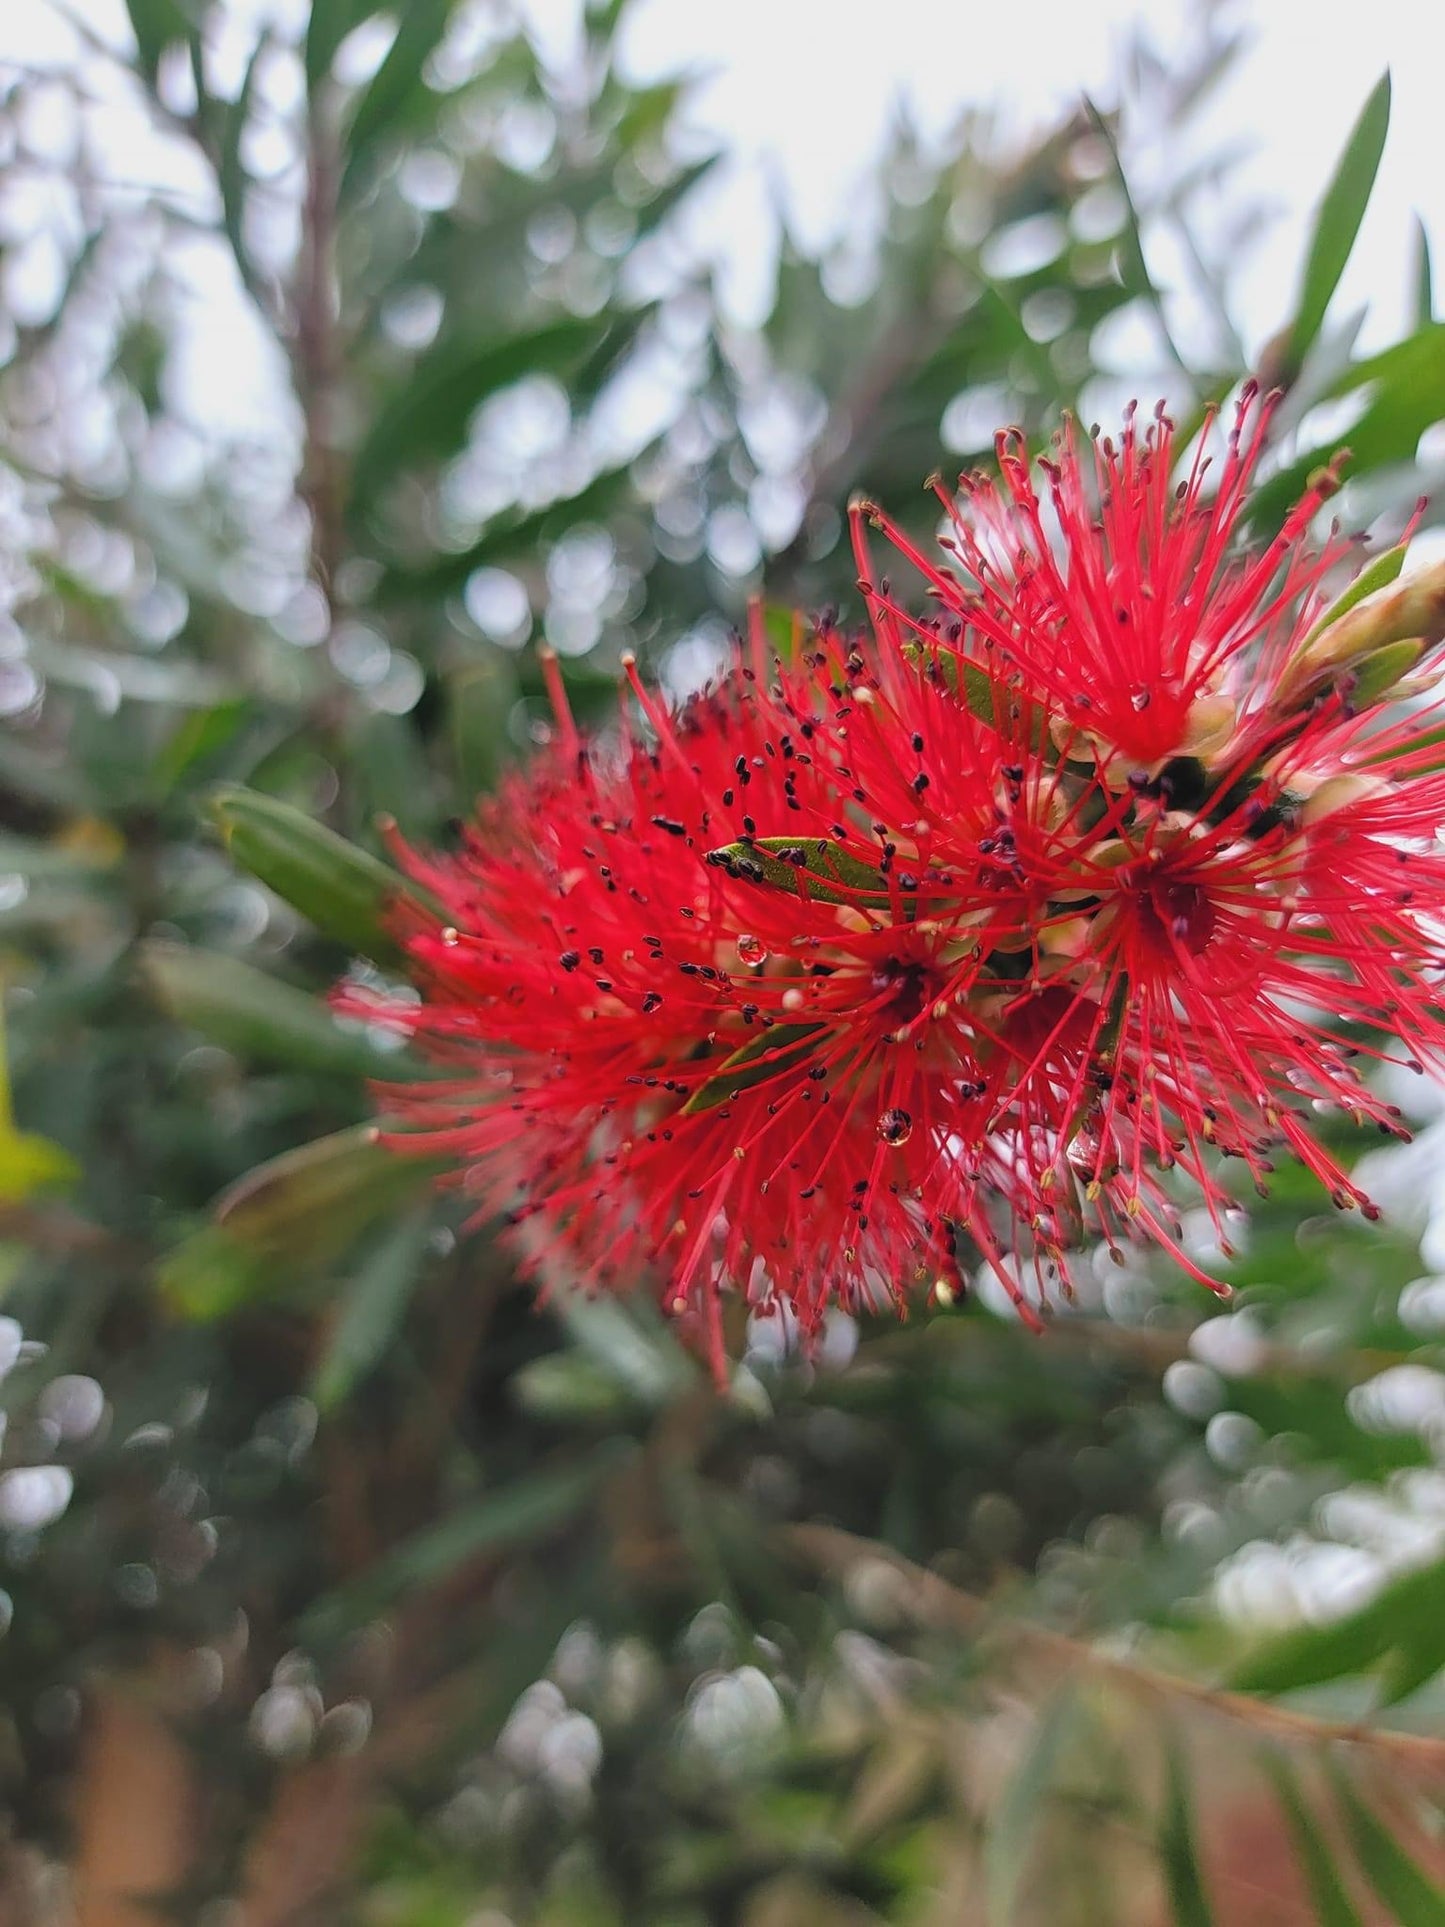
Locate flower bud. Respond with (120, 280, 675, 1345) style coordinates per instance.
(1279, 559, 1445, 707)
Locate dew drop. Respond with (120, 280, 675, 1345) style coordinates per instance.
(440, 926, 460, 946)
(877, 1107, 913, 1146)
(735, 934, 769, 967)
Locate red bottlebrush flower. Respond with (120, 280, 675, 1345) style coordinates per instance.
(861, 391, 1357, 778)
(351, 389, 1445, 1376)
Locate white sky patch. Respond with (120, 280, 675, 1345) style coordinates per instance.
(6, 1, 1445, 423)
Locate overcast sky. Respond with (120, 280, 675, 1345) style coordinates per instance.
(600, 0, 1445, 346)
(6, 0, 1445, 423)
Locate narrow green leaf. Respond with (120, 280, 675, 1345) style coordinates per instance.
(209, 785, 428, 965)
(350, 319, 600, 513)
(1286, 74, 1392, 374)
(1230, 1555, 1444, 1700)
(1305, 543, 1410, 646)
(757, 601, 806, 665)
(1348, 636, 1425, 707)
(156, 1223, 264, 1321)
(213, 1125, 417, 1240)
(1159, 1741, 1216, 1927)
(161, 1127, 433, 1319)
(1245, 324, 1445, 530)
(312, 1208, 431, 1408)
(0, 1128, 81, 1203)
(1372, 719, 1445, 774)
(341, 0, 456, 193)
(305, 0, 375, 88)
(681, 1024, 825, 1118)
(300, 1448, 630, 1644)
(705, 836, 898, 910)
(984, 1689, 1078, 1925)
(139, 939, 413, 1079)
(152, 701, 250, 796)
(553, 1292, 697, 1405)
(1262, 1754, 1365, 1927)
(122, 0, 193, 88)
(1412, 213, 1434, 330)
(512, 1353, 632, 1421)
(1330, 1764, 1444, 1925)
(901, 639, 1006, 733)
(218, 32, 268, 301)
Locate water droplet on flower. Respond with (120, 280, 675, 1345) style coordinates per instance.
(877, 1108, 913, 1145)
(440, 926, 460, 946)
(735, 934, 768, 967)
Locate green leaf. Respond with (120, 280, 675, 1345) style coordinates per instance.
(312, 1207, 431, 1408)
(1262, 1755, 1365, 1927)
(1348, 636, 1425, 707)
(1159, 1742, 1216, 1927)
(218, 32, 269, 301)
(305, 0, 376, 88)
(209, 785, 429, 965)
(161, 1126, 433, 1319)
(122, 0, 194, 88)
(300, 1448, 630, 1644)
(138, 939, 415, 1079)
(1246, 324, 1445, 529)
(0, 1127, 81, 1203)
(152, 701, 250, 797)
(984, 1689, 1078, 1924)
(1285, 73, 1391, 375)
(681, 1024, 825, 1118)
(705, 836, 899, 910)
(156, 1224, 264, 1322)
(350, 319, 601, 514)
(898, 639, 1006, 732)
(553, 1291, 697, 1406)
(214, 1125, 418, 1239)
(1412, 213, 1434, 330)
(1304, 543, 1409, 646)
(1230, 1554, 1445, 1703)
(1329, 1764, 1444, 1925)
(341, 0, 457, 194)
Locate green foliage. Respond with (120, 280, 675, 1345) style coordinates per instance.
(1264, 1755, 1368, 1927)
(210, 785, 424, 965)
(1283, 72, 1392, 378)
(1, 2, 1444, 1919)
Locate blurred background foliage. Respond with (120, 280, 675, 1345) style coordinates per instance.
(1, 0, 1445, 1921)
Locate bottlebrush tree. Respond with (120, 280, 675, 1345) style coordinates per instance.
(1, 4, 1444, 1920)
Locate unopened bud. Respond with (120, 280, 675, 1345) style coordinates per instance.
(1301, 772, 1389, 827)
(1179, 691, 1237, 762)
(1281, 559, 1445, 706)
